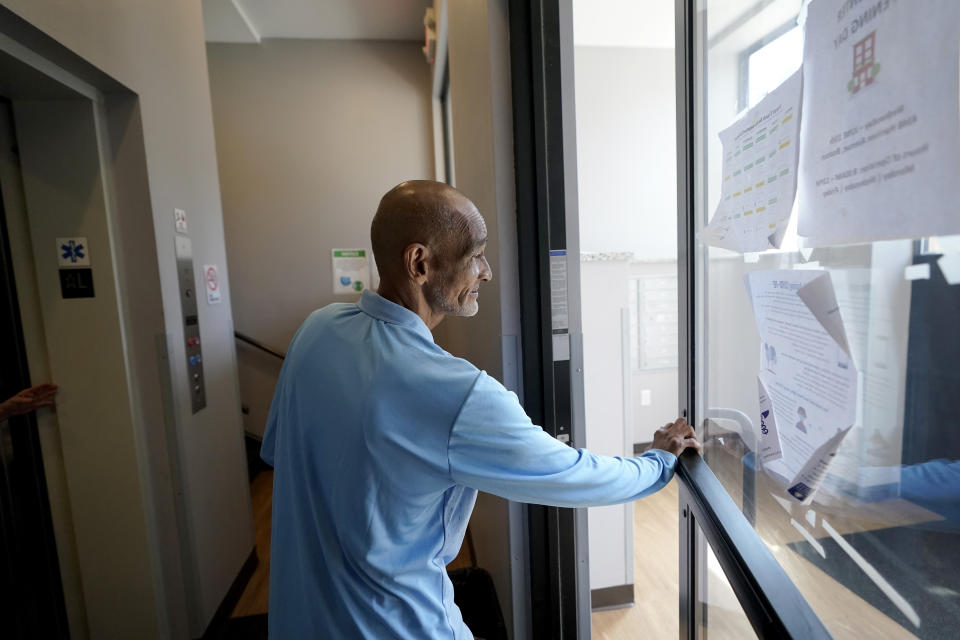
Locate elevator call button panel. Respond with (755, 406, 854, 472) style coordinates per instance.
(175, 235, 206, 413)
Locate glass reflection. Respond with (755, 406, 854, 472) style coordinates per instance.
(694, 0, 960, 637)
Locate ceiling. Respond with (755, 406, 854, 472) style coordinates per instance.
(203, 0, 789, 50)
(202, 0, 430, 43)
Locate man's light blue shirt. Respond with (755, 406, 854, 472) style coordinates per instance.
(262, 290, 677, 639)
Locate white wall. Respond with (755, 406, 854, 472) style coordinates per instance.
(205, 39, 434, 439)
(574, 46, 677, 260)
(580, 258, 681, 446)
(579, 257, 633, 592)
(579, 256, 680, 592)
(0, 1, 253, 636)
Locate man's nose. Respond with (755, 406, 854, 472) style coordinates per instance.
(480, 256, 493, 281)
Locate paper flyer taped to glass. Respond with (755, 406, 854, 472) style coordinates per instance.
(797, 0, 960, 246)
(701, 67, 803, 253)
(745, 269, 858, 504)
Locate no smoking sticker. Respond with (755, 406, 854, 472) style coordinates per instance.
(174, 208, 188, 234)
(203, 264, 221, 305)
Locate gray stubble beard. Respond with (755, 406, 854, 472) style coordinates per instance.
(424, 280, 478, 318)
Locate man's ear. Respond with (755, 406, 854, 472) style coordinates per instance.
(402, 243, 429, 285)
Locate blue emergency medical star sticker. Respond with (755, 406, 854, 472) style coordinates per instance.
(61, 240, 85, 263)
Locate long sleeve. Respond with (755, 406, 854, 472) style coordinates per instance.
(447, 372, 677, 507)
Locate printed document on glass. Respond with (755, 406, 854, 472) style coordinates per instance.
(745, 270, 858, 504)
(798, 0, 960, 246)
(701, 67, 803, 252)
(819, 254, 911, 500)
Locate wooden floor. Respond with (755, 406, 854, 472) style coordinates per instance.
(232, 470, 272, 617)
(590, 482, 680, 640)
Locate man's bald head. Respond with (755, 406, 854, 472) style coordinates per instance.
(371, 180, 492, 326)
(371, 180, 483, 280)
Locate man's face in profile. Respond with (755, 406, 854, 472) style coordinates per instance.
(425, 208, 492, 318)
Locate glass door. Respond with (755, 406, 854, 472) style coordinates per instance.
(680, 0, 960, 638)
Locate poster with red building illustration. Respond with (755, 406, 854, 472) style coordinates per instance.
(798, 0, 960, 247)
(849, 31, 879, 94)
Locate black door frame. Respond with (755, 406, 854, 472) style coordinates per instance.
(508, 0, 581, 637)
(0, 103, 70, 638)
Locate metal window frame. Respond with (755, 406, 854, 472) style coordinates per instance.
(675, 1, 831, 638)
(676, 456, 832, 639)
(508, 0, 583, 637)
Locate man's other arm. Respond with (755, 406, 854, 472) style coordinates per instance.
(447, 373, 699, 507)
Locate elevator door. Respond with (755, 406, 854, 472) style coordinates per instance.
(0, 99, 69, 639)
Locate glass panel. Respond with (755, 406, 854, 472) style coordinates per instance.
(696, 526, 756, 639)
(570, 1, 680, 637)
(694, 1, 960, 638)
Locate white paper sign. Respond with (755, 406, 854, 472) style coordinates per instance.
(798, 0, 960, 246)
(332, 249, 370, 295)
(819, 256, 911, 500)
(57, 237, 90, 266)
(203, 264, 221, 305)
(701, 68, 803, 252)
(174, 208, 188, 234)
(745, 270, 858, 504)
(550, 250, 570, 362)
(757, 376, 782, 462)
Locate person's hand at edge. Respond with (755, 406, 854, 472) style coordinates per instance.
(648, 417, 702, 457)
(0, 383, 59, 422)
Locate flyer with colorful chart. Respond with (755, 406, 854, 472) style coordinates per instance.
(701, 67, 803, 253)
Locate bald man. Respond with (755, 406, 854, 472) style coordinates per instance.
(261, 180, 700, 639)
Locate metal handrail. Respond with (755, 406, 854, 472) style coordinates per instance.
(677, 451, 832, 639)
(234, 331, 285, 360)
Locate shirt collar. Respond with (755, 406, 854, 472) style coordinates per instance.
(358, 290, 435, 342)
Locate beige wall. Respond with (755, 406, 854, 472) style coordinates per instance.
(0, 1, 253, 636)
(205, 38, 435, 438)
